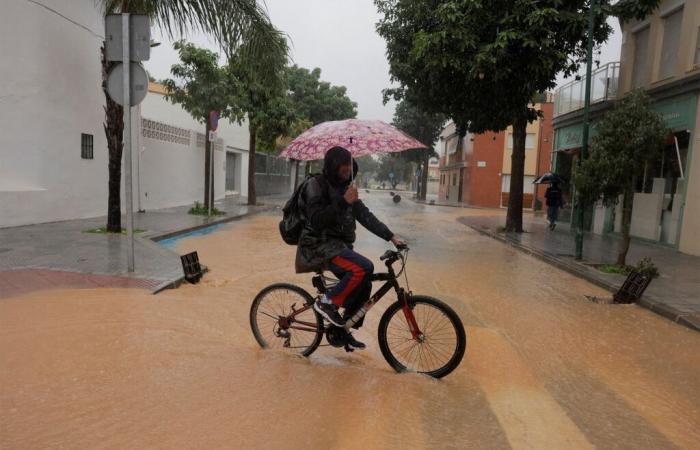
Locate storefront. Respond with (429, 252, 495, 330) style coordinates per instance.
(552, 93, 698, 252)
(643, 94, 697, 248)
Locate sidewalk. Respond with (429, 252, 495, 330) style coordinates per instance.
(0, 195, 285, 299)
(458, 213, 700, 332)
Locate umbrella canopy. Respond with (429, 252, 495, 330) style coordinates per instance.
(279, 119, 428, 161)
(533, 172, 565, 184)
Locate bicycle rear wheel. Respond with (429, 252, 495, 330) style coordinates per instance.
(378, 295, 466, 378)
(250, 283, 323, 357)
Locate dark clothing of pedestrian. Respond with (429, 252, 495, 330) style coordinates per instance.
(545, 185, 564, 229)
(545, 185, 563, 208)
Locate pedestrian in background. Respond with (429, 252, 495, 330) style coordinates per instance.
(545, 182, 564, 230)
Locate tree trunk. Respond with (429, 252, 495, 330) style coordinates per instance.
(420, 150, 430, 200)
(617, 182, 635, 266)
(247, 125, 257, 206)
(505, 113, 528, 232)
(102, 46, 124, 233)
(203, 120, 212, 209)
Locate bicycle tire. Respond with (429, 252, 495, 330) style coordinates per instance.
(378, 295, 466, 378)
(250, 283, 323, 357)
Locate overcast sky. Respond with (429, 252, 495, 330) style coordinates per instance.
(145, 0, 623, 124)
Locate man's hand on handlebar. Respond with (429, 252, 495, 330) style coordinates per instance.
(391, 235, 407, 249)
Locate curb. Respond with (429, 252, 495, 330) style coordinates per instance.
(465, 223, 700, 333)
(147, 205, 278, 294)
(148, 204, 278, 242)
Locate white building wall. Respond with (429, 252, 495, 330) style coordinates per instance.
(137, 89, 251, 209)
(0, 0, 108, 227)
(0, 1, 253, 228)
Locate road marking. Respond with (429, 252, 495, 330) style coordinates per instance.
(468, 328, 596, 450)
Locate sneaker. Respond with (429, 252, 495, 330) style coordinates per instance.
(552, 223, 557, 230)
(346, 332, 366, 350)
(314, 300, 346, 327)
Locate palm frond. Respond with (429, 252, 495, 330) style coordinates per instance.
(95, 0, 287, 60)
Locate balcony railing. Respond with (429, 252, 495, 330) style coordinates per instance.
(554, 62, 620, 117)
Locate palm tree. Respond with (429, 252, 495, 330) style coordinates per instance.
(97, 0, 284, 231)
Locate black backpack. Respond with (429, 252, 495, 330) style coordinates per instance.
(279, 174, 326, 245)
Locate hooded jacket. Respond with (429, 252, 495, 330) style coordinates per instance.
(295, 147, 394, 273)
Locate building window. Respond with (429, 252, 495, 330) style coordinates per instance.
(81, 133, 93, 159)
(507, 133, 536, 149)
(659, 7, 683, 80)
(695, 27, 700, 65)
(446, 135, 459, 155)
(452, 174, 456, 186)
(632, 26, 650, 88)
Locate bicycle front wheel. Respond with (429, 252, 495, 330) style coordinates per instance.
(250, 283, 323, 357)
(378, 295, 466, 378)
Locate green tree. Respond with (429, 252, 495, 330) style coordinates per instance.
(162, 41, 241, 209)
(286, 65, 358, 125)
(229, 33, 290, 205)
(391, 100, 444, 199)
(98, 0, 283, 232)
(576, 90, 667, 266)
(284, 65, 358, 183)
(375, 0, 659, 232)
(285, 64, 357, 183)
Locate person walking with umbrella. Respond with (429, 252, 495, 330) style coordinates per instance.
(545, 181, 564, 230)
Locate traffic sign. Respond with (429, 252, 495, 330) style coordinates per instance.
(209, 111, 219, 131)
(105, 14, 151, 62)
(106, 62, 149, 106)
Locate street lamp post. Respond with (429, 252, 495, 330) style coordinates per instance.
(575, 0, 596, 261)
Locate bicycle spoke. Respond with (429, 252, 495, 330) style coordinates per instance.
(383, 299, 463, 375)
(252, 287, 321, 356)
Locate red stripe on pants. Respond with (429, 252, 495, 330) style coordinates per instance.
(328, 256, 366, 307)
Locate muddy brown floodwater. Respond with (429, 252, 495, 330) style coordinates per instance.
(2, 195, 699, 450)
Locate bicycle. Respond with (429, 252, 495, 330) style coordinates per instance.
(249, 245, 466, 378)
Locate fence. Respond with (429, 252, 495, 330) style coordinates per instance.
(554, 62, 620, 117)
(255, 153, 294, 196)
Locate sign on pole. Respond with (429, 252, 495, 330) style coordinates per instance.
(104, 14, 151, 273)
(209, 110, 219, 131)
(106, 62, 149, 106)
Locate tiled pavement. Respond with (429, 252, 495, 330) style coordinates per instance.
(0, 195, 286, 299)
(458, 212, 700, 332)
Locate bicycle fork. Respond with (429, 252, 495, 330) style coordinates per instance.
(343, 288, 423, 342)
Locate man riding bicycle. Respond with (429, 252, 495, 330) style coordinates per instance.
(295, 146, 406, 349)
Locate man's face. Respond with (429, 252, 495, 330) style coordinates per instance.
(338, 163, 352, 181)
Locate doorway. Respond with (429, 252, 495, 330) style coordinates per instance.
(226, 151, 241, 194)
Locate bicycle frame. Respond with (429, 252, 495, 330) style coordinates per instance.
(280, 254, 423, 340)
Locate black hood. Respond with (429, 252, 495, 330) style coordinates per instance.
(323, 146, 358, 187)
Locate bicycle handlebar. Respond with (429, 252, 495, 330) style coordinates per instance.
(380, 245, 409, 261)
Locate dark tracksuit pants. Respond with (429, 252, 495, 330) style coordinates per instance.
(326, 248, 374, 328)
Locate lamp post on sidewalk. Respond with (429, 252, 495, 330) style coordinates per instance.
(574, 0, 596, 261)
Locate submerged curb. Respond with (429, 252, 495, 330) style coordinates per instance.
(465, 223, 700, 333)
(147, 204, 279, 294)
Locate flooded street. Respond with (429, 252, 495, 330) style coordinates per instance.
(2, 193, 699, 450)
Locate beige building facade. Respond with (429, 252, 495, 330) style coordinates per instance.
(619, 0, 700, 255)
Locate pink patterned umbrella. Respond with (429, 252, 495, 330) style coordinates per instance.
(279, 119, 428, 161)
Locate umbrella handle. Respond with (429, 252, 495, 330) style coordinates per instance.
(351, 153, 355, 185)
